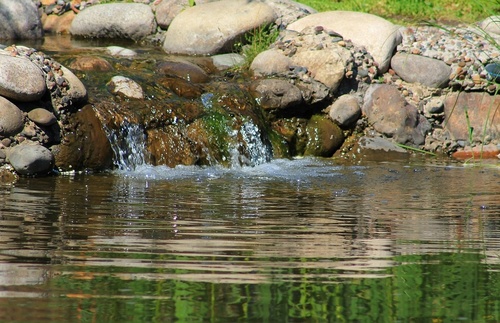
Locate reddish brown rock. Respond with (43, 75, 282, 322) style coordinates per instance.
(452, 144, 500, 160)
(69, 56, 113, 72)
(444, 92, 500, 142)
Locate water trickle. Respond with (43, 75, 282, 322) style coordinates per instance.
(106, 121, 148, 171)
(237, 120, 272, 167)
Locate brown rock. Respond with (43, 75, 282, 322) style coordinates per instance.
(69, 56, 113, 72)
(444, 92, 500, 142)
(28, 108, 57, 126)
(156, 60, 210, 83)
(304, 114, 344, 157)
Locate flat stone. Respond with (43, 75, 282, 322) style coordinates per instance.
(287, 11, 401, 73)
(0, 53, 46, 102)
(391, 53, 451, 88)
(163, 0, 276, 55)
(70, 3, 156, 40)
(212, 53, 245, 71)
(106, 46, 137, 58)
(0, 97, 24, 136)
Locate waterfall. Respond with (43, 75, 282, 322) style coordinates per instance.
(106, 121, 148, 171)
(235, 120, 272, 167)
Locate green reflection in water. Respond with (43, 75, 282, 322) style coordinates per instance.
(44, 251, 500, 322)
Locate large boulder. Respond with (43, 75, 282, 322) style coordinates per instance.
(163, 0, 276, 55)
(0, 0, 43, 40)
(0, 53, 46, 102)
(70, 3, 156, 40)
(287, 11, 401, 73)
(0, 96, 24, 137)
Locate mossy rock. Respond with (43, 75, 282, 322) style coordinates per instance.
(304, 115, 344, 157)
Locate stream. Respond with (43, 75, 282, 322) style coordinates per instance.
(1, 35, 499, 322)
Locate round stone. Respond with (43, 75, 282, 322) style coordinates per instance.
(28, 108, 57, 126)
(0, 54, 46, 102)
(0, 96, 24, 136)
(7, 144, 55, 176)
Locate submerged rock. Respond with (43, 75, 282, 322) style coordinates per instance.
(304, 115, 344, 157)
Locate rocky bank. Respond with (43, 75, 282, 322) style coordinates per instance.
(0, 0, 498, 179)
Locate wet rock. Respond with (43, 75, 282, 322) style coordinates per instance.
(327, 94, 361, 128)
(107, 76, 144, 99)
(212, 53, 245, 71)
(362, 84, 431, 145)
(106, 46, 137, 58)
(51, 104, 113, 171)
(304, 115, 344, 157)
(27, 108, 57, 127)
(69, 56, 114, 72)
(158, 77, 203, 99)
(157, 60, 210, 83)
(147, 126, 199, 167)
(0, 164, 18, 184)
(287, 11, 401, 73)
(0, 54, 46, 102)
(163, 0, 276, 55)
(250, 79, 302, 110)
(0, 97, 24, 137)
(7, 143, 54, 176)
(444, 92, 500, 142)
(250, 48, 291, 76)
(0, 0, 44, 40)
(70, 3, 156, 40)
(153, 0, 190, 29)
(350, 136, 408, 161)
(391, 53, 451, 88)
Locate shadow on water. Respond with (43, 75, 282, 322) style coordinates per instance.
(0, 157, 499, 322)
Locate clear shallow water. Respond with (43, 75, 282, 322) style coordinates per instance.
(0, 157, 499, 322)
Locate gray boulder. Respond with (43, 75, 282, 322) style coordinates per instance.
(362, 84, 431, 145)
(391, 53, 451, 88)
(0, 52, 46, 102)
(70, 3, 157, 40)
(250, 79, 302, 110)
(153, 0, 190, 30)
(0, 0, 43, 40)
(287, 11, 401, 73)
(328, 94, 361, 127)
(163, 0, 276, 55)
(7, 144, 55, 176)
(251, 49, 291, 76)
(0, 96, 24, 137)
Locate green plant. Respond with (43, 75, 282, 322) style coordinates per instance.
(235, 24, 280, 71)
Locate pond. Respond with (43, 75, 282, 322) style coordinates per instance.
(0, 156, 499, 322)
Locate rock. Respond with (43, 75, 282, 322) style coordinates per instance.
(0, 97, 24, 136)
(452, 144, 500, 160)
(107, 76, 144, 99)
(158, 77, 203, 99)
(423, 97, 444, 116)
(296, 80, 330, 105)
(60, 66, 88, 104)
(444, 92, 500, 142)
(69, 56, 114, 72)
(282, 27, 351, 91)
(362, 84, 431, 145)
(162, 0, 276, 55)
(0, 53, 46, 102)
(328, 94, 361, 127)
(28, 108, 57, 126)
(262, 0, 316, 28)
(156, 60, 210, 83)
(106, 46, 137, 58)
(287, 11, 401, 73)
(51, 104, 113, 171)
(479, 16, 500, 38)
(7, 143, 54, 176)
(391, 53, 451, 88)
(70, 3, 156, 40)
(250, 79, 302, 110)
(212, 53, 245, 71)
(351, 136, 408, 161)
(42, 10, 76, 34)
(153, 0, 190, 29)
(304, 115, 344, 157)
(0, 0, 43, 40)
(250, 48, 291, 76)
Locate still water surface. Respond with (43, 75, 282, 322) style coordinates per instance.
(0, 157, 499, 322)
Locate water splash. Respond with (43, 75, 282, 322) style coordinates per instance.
(236, 120, 272, 167)
(107, 121, 148, 171)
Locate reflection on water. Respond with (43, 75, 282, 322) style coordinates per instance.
(0, 157, 499, 322)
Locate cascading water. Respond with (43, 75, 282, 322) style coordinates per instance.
(106, 120, 148, 171)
